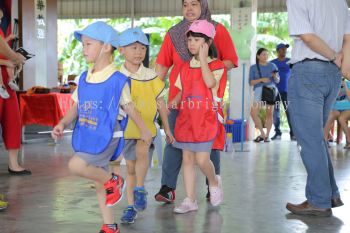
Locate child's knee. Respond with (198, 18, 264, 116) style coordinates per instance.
(68, 156, 84, 175)
(126, 161, 136, 175)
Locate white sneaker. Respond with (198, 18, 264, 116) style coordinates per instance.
(8, 79, 19, 91)
(173, 197, 198, 214)
(209, 175, 223, 206)
(0, 86, 9, 99)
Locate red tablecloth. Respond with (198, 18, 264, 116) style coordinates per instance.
(20, 93, 73, 127)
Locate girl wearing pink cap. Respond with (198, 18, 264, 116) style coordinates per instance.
(171, 20, 226, 213)
(155, 0, 238, 206)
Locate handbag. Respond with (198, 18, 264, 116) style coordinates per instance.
(257, 64, 277, 105)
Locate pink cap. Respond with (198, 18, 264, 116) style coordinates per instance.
(187, 20, 216, 39)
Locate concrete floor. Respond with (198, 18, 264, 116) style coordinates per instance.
(0, 137, 349, 233)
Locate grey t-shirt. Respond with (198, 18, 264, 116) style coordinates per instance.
(287, 0, 350, 64)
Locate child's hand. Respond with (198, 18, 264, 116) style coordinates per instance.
(4, 60, 15, 68)
(140, 129, 153, 146)
(52, 123, 65, 140)
(199, 43, 209, 62)
(165, 128, 175, 144)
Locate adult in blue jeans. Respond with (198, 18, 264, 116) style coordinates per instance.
(270, 43, 295, 141)
(154, 0, 238, 203)
(286, 0, 350, 217)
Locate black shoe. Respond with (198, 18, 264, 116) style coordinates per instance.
(254, 136, 264, 143)
(154, 185, 175, 204)
(331, 197, 344, 208)
(271, 134, 282, 140)
(8, 167, 32, 176)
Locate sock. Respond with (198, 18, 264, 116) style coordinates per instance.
(106, 224, 117, 230)
(111, 173, 119, 180)
(134, 186, 145, 191)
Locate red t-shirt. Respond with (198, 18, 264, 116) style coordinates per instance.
(156, 23, 238, 102)
(0, 26, 11, 60)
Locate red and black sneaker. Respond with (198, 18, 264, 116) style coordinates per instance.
(154, 185, 175, 204)
(104, 173, 125, 207)
(99, 224, 120, 233)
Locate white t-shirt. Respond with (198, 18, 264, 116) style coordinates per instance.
(287, 0, 350, 64)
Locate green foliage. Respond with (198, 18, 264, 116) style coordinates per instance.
(257, 12, 292, 58)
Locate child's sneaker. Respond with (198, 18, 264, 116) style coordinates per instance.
(134, 187, 147, 211)
(154, 185, 175, 203)
(0, 86, 9, 99)
(209, 175, 223, 206)
(173, 197, 198, 214)
(8, 79, 20, 91)
(0, 200, 8, 211)
(104, 173, 125, 207)
(120, 206, 138, 224)
(99, 224, 120, 233)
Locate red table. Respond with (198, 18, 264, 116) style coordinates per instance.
(19, 93, 73, 127)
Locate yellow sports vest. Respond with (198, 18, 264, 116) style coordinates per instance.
(124, 72, 165, 139)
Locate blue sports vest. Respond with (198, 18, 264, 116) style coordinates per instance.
(72, 71, 130, 161)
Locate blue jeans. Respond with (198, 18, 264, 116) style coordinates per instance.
(288, 60, 341, 208)
(161, 109, 221, 189)
(273, 92, 294, 136)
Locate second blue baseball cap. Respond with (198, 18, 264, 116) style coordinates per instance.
(276, 43, 289, 51)
(74, 21, 119, 48)
(118, 27, 149, 47)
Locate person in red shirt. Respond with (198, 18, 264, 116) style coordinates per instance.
(0, 5, 30, 176)
(154, 0, 238, 203)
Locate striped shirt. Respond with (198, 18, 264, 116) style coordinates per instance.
(287, 0, 350, 64)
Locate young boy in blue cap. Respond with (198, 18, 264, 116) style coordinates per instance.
(52, 21, 152, 233)
(116, 27, 174, 224)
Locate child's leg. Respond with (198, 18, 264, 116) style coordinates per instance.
(182, 150, 196, 200)
(110, 155, 123, 176)
(68, 156, 111, 183)
(195, 152, 218, 188)
(0, 71, 3, 85)
(126, 160, 136, 205)
(95, 182, 114, 224)
(6, 67, 14, 81)
(135, 140, 150, 187)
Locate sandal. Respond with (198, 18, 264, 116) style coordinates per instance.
(343, 142, 350, 149)
(254, 136, 264, 143)
(264, 137, 270, 143)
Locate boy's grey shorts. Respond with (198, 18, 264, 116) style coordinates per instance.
(75, 138, 120, 171)
(123, 139, 155, 161)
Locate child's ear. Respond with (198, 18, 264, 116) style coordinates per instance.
(118, 47, 123, 54)
(207, 39, 213, 46)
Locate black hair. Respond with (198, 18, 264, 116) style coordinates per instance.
(256, 48, 268, 65)
(186, 30, 217, 59)
(256, 48, 268, 77)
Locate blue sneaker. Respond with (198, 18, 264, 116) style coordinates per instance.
(121, 206, 137, 224)
(134, 187, 147, 211)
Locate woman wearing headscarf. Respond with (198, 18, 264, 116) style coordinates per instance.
(0, 4, 30, 176)
(155, 0, 238, 203)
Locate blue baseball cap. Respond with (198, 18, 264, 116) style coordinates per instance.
(74, 21, 119, 48)
(118, 27, 149, 47)
(276, 43, 289, 51)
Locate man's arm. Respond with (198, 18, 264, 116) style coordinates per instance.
(299, 34, 342, 67)
(342, 35, 350, 79)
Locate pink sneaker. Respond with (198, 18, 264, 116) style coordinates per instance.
(173, 197, 198, 214)
(209, 175, 223, 206)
